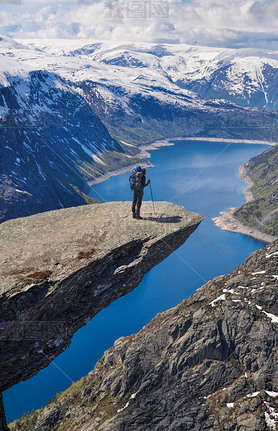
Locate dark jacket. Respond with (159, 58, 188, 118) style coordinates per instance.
(142, 175, 148, 188)
(137, 174, 148, 191)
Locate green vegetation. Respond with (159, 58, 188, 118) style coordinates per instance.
(103, 114, 205, 147)
(234, 145, 278, 236)
(8, 367, 120, 431)
(103, 112, 275, 148)
(53, 377, 86, 406)
(9, 378, 87, 431)
(9, 409, 41, 431)
(106, 122, 164, 146)
(39, 160, 100, 209)
(102, 150, 142, 169)
(70, 184, 102, 204)
(76, 158, 104, 180)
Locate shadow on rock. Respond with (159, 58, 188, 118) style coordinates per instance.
(145, 215, 182, 223)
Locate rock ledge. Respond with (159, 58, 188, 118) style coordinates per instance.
(0, 201, 203, 396)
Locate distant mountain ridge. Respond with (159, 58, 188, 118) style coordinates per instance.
(65, 42, 278, 109)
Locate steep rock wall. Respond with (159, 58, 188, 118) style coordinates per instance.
(10, 240, 278, 431)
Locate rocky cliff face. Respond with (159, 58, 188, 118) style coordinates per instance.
(0, 202, 203, 401)
(10, 239, 278, 431)
(0, 394, 9, 431)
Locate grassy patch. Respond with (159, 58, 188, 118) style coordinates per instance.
(53, 377, 86, 406)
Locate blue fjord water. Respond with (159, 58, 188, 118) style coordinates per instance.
(4, 139, 270, 423)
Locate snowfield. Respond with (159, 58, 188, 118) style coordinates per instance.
(1, 36, 278, 111)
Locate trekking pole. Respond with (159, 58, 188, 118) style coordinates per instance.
(149, 182, 156, 215)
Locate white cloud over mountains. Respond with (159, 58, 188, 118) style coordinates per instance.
(1, 0, 278, 48)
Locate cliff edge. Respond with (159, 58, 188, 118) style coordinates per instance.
(0, 201, 203, 421)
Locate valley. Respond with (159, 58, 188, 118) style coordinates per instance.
(1, 36, 278, 222)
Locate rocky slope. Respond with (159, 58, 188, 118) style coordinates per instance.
(10, 239, 278, 431)
(234, 145, 278, 237)
(0, 201, 203, 428)
(214, 144, 278, 242)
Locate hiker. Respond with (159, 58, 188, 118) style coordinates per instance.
(130, 166, 150, 219)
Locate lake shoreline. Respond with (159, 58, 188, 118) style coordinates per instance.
(87, 140, 174, 187)
(213, 165, 278, 244)
(88, 137, 278, 188)
(169, 137, 278, 146)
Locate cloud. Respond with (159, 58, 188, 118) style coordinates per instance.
(1, 0, 278, 49)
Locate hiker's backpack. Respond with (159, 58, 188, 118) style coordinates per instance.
(129, 165, 143, 190)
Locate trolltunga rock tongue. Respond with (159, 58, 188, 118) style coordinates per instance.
(0, 201, 203, 393)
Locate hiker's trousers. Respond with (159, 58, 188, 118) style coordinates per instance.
(132, 190, 144, 215)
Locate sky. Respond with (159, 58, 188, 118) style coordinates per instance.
(1, 0, 278, 48)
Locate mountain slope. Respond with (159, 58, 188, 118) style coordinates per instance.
(158, 46, 278, 110)
(58, 42, 278, 143)
(67, 42, 278, 110)
(0, 66, 122, 221)
(9, 239, 278, 431)
(234, 145, 278, 236)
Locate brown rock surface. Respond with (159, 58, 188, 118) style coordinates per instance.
(0, 201, 203, 395)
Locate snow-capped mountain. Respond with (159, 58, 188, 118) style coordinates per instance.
(0, 35, 27, 51)
(64, 41, 278, 110)
(0, 38, 122, 221)
(166, 47, 278, 110)
(1, 36, 278, 221)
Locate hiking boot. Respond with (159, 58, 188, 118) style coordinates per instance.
(136, 215, 143, 220)
(132, 213, 136, 218)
